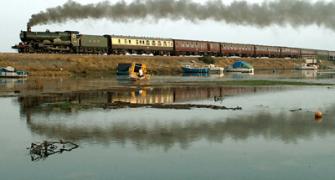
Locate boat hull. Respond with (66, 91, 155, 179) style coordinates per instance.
(182, 67, 209, 73)
(225, 68, 254, 73)
(0, 72, 28, 78)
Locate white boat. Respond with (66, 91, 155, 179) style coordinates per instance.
(0, 66, 28, 78)
(296, 63, 318, 70)
(207, 64, 224, 74)
(225, 67, 254, 73)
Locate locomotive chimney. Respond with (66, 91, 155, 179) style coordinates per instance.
(27, 23, 31, 32)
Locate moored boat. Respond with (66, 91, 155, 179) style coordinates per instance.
(295, 63, 318, 70)
(207, 64, 224, 74)
(225, 61, 254, 73)
(0, 66, 28, 78)
(182, 65, 209, 73)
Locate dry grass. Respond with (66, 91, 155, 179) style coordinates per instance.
(0, 53, 331, 76)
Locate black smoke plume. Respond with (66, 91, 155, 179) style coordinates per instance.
(28, 0, 335, 30)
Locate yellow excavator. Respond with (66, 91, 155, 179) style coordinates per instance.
(117, 63, 150, 81)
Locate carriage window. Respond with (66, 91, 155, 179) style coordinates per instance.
(136, 40, 139, 44)
(152, 41, 156, 46)
(129, 40, 131, 44)
(118, 39, 121, 43)
(146, 40, 150, 45)
(124, 39, 127, 44)
(158, 41, 161, 46)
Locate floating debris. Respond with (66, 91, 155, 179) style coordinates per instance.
(315, 111, 323, 119)
(28, 140, 78, 161)
(290, 108, 302, 112)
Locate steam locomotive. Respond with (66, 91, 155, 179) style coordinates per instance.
(12, 26, 335, 60)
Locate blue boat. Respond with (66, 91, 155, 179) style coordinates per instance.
(225, 60, 254, 73)
(182, 65, 209, 73)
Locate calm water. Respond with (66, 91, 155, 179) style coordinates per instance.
(1, 71, 335, 180)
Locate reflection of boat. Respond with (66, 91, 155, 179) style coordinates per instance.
(0, 66, 28, 78)
(301, 70, 317, 78)
(117, 63, 150, 81)
(182, 73, 209, 77)
(225, 61, 254, 73)
(295, 63, 318, 70)
(182, 65, 209, 73)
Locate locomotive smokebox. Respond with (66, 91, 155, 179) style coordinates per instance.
(27, 24, 31, 32)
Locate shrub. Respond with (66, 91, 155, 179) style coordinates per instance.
(199, 56, 215, 64)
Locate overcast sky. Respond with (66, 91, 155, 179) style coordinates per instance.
(2, 0, 335, 52)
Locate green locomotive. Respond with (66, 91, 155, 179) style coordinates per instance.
(13, 27, 109, 54)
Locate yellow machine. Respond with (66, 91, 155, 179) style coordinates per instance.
(128, 63, 150, 81)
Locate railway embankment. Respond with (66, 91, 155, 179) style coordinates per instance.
(0, 53, 334, 77)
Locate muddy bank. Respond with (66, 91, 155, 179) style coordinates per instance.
(0, 53, 334, 76)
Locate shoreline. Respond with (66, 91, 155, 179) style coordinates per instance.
(0, 53, 334, 77)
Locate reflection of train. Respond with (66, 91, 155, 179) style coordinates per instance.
(12, 28, 335, 60)
(18, 86, 281, 114)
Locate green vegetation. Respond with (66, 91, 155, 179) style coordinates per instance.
(1, 53, 334, 77)
(199, 56, 215, 64)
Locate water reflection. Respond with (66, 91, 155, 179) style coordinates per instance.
(0, 78, 26, 89)
(16, 86, 335, 151)
(24, 105, 335, 151)
(18, 86, 282, 113)
(300, 70, 318, 79)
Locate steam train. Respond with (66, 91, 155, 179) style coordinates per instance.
(12, 28, 335, 60)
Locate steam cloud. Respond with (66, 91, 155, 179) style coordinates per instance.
(28, 0, 335, 30)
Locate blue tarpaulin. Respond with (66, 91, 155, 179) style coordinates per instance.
(232, 61, 253, 69)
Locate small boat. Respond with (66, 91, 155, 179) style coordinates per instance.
(207, 64, 224, 74)
(117, 63, 133, 76)
(226, 68, 254, 73)
(225, 61, 254, 73)
(0, 66, 28, 78)
(182, 65, 209, 73)
(295, 63, 318, 70)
